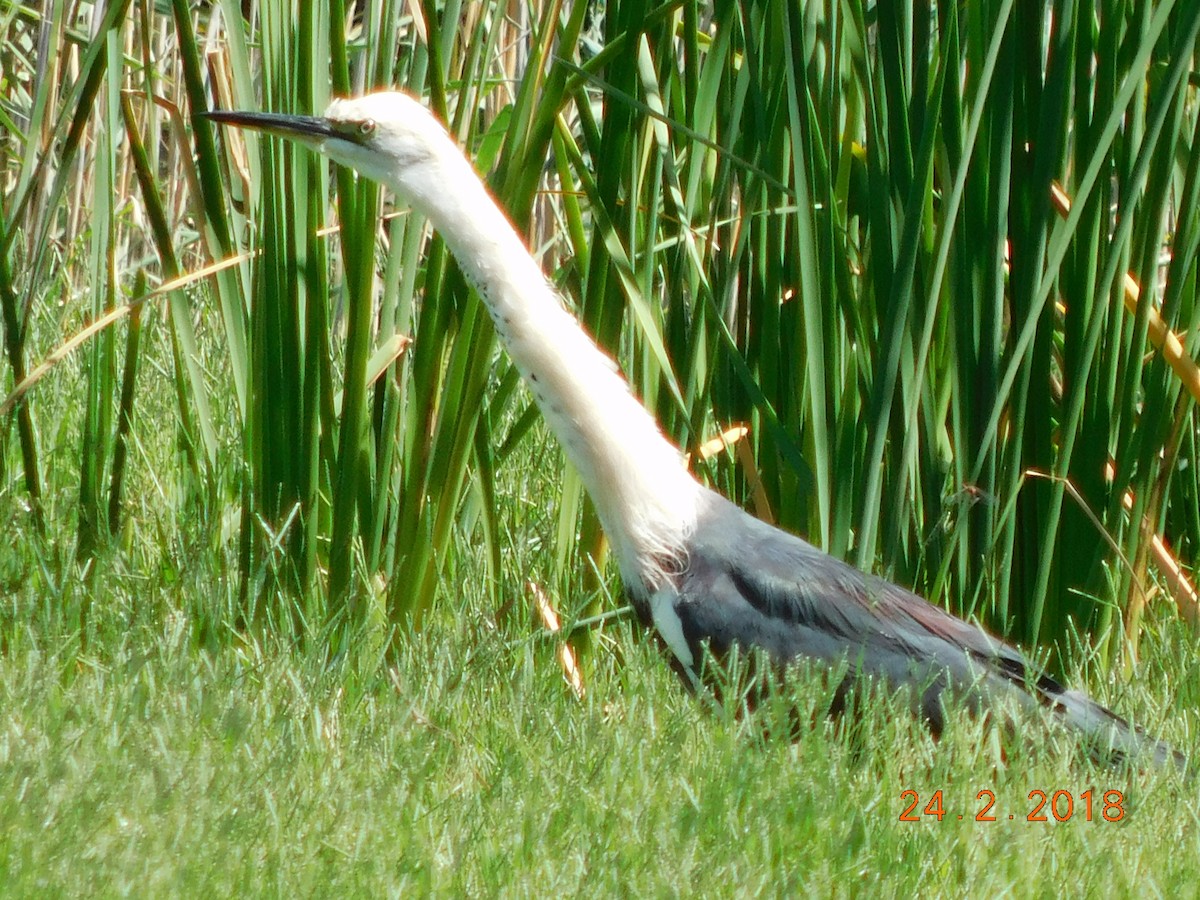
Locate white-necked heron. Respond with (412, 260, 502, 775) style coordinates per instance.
(206, 91, 1181, 767)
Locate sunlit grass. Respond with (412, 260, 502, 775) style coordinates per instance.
(5, 2, 1200, 892)
(0, 511, 1196, 895)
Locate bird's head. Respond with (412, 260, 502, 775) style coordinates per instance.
(205, 91, 458, 202)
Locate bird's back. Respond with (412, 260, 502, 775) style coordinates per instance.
(654, 489, 1182, 766)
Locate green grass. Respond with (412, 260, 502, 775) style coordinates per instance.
(5, 2, 1200, 893)
(1, 489, 1198, 896)
(9, 0, 1200, 654)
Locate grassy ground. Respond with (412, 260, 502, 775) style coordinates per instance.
(5, 4, 1200, 894)
(2, 498, 1198, 897)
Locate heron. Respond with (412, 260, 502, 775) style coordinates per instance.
(205, 91, 1182, 767)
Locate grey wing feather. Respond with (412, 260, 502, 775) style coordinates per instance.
(665, 492, 1181, 767)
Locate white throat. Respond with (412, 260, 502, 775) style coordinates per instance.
(397, 147, 702, 593)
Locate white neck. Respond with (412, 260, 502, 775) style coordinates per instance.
(396, 150, 702, 594)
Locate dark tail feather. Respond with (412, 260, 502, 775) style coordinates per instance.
(1050, 688, 1185, 770)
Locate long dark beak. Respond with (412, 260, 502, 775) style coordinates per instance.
(202, 109, 338, 144)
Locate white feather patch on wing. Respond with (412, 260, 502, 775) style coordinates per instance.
(649, 589, 694, 672)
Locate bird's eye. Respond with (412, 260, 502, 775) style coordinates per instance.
(358, 119, 377, 137)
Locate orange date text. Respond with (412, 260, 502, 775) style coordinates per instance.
(898, 789, 1125, 823)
